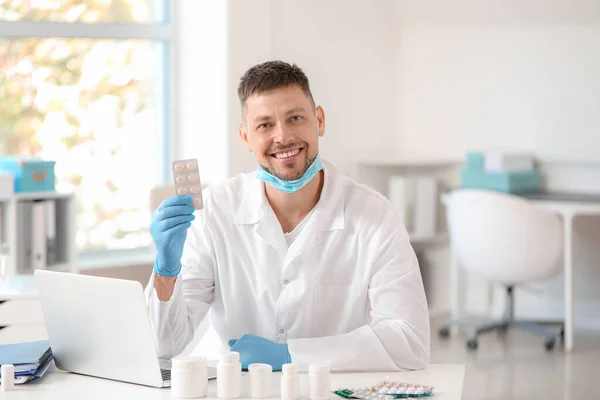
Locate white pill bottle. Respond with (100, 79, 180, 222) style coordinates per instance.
(248, 363, 272, 399)
(281, 363, 299, 400)
(308, 365, 330, 400)
(171, 356, 208, 398)
(217, 351, 241, 399)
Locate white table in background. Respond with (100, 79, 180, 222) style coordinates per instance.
(0, 364, 465, 400)
(526, 192, 600, 352)
(450, 191, 600, 352)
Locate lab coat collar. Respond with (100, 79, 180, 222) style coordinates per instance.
(234, 159, 345, 232)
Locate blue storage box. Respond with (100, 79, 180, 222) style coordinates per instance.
(465, 152, 485, 171)
(460, 169, 541, 194)
(0, 157, 56, 193)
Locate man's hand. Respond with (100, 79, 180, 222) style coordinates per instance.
(151, 195, 195, 277)
(228, 334, 291, 371)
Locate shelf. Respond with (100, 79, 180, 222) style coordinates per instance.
(77, 248, 156, 270)
(46, 263, 71, 272)
(15, 191, 74, 201)
(358, 155, 461, 168)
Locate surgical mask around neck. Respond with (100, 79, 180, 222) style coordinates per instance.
(256, 155, 323, 194)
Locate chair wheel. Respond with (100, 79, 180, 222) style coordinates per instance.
(545, 338, 556, 351)
(438, 326, 451, 339)
(466, 338, 478, 350)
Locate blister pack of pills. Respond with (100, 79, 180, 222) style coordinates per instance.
(172, 158, 203, 210)
(333, 381, 434, 399)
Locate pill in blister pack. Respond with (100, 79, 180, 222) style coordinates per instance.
(334, 382, 434, 399)
(172, 158, 203, 210)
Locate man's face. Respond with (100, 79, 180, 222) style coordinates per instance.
(239, 85, 325, 181)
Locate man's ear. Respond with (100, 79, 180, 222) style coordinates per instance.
(316, 105, 325, 137)
(239, 122, 253, 152)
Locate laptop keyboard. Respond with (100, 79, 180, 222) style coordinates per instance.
(161, 369, 171, 381)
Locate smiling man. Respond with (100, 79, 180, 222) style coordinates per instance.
(145, 60, 430, 372)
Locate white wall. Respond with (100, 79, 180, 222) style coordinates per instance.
(178, 0, 600, 330)
(176, 0, 228, 185)
(226, 0, 401, 179)
(396, 0, 600, 329)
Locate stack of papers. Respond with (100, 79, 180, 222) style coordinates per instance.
(0, 340, 54, 384)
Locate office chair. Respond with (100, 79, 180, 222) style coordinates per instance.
(439, 189, 564, 351)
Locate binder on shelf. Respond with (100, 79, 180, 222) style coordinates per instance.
(31, 201, 47, 270)
(0, 202, 4, 243)
(44, 200, 57, 267)
(412, 176, 438, 239)
(388, 175, 412, 231)
(17, 201, 33, 274)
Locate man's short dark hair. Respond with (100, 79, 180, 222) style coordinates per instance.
(237, 60, 315, 115)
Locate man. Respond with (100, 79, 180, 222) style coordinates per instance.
(145, 60, 430, 372)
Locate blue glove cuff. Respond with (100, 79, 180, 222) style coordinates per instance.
(154, 257, 182, 277)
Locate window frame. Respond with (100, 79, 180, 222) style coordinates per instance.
(0, 2, 177, 268)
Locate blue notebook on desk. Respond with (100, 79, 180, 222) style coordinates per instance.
(0, 340, 52, 374)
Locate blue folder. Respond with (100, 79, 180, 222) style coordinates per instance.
(0, 340, 52, 374)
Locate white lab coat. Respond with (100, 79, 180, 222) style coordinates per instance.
(145, 160, 430, 372)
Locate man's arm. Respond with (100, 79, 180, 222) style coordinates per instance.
(154, 275, 176, 301)
(287, 209, 430, 372)
(145, 219, 216, 359)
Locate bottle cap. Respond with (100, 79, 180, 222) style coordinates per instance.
(248, 363, 273, 374)
(220, 351, 240, 363)
(172, 356, 206, 370)
(309, 365, 329, 374)
(282, 364, 298, 375)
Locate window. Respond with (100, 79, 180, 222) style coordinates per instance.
(0, 0, 174, 256)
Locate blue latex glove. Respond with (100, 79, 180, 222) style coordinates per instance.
(150, 195, 195, 277)
(228, 334, 291, 371)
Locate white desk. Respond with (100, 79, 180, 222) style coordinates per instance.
(528, 193, 600, 351)
(0, 364, 465, 400)
(450, 192, 600, 352)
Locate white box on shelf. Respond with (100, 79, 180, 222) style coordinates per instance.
(484, 151, 534, 172)
(0, 173, 13, 200)
(412, 176, 438, 239)
(388, 176, 412, 231)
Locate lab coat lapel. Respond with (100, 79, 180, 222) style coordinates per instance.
(255, 210, 288, 256)
(234, 176, 288, 256)
(285, 161, 345, 264)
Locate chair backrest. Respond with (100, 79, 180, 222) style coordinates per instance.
(444, 189, 563, 285)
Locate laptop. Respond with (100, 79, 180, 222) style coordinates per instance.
(34, 269, 217, 388)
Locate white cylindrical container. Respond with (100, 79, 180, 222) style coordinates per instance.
(308, 365, 330, 400)
(171, 356, 207, 398)
(281, 364, 299, 400)
(248, 363, 272, 399)
(1, 364, 15, 392)
(217, 351, 241, 399)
